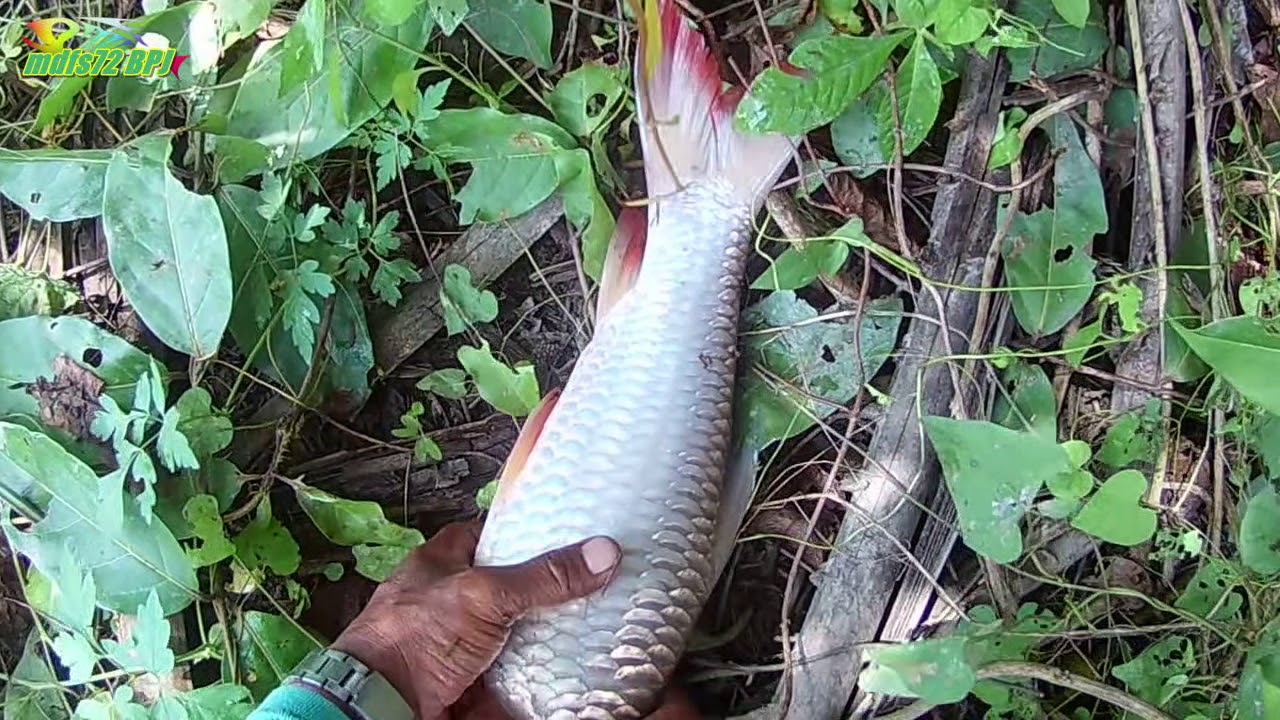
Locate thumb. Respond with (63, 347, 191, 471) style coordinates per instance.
(469, 536, 621, 623)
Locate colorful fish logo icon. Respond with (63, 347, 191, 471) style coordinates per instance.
(22, 17, 80, 53)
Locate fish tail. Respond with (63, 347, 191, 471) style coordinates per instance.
(633, 0, 795, 210)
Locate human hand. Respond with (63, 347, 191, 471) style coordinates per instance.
(329, 519, 622, 719)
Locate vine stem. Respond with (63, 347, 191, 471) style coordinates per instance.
(873, 661, 1177, 720)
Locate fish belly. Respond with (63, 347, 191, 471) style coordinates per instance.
(475, 186, 752, 719)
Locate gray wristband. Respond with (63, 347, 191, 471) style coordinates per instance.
(286, 648, 413, 720)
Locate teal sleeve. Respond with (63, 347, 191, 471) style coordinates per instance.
(246, 683, 352, 720)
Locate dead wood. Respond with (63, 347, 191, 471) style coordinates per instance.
(740, 51, 1008, 720)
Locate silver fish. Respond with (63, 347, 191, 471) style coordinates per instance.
(473, 2, 794, 717)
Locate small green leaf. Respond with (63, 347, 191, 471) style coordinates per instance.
(830, 81, 888, 178)
(1070, 469, 1156, 546)
(750, 220, 858, 291)
(1240, 486, 1280, 575)
(1097, 409, 1156, 469)
(893, 0, 941, 28)
(1112, 636, 1195, 708)
(441, 264, 499, 335)
(1174, 557, 1243, 621)
(1239, 622, 1280, 720)
(476, 478, 498, 509)
(353, 544, 414, 581)
(991, 360, 1056, 442)
(988, 108, 1027, 169)
(458, 342, 541, 417)
(6, 631, 68, 720)
(170, 684, 256, 720)
(102, 135, 233, 360)
(0, 265, 80, 322)
(372, 258, 421, 306)
(222, 611, 321, 702)
(174, 388, 233, 459)
(877, 34, 942, 157)
(548, 62, 627, 137)
(232, 496, 300, 577)
(924, 417, 1074, 563)
(735, 32, 910, 135)
(1051, 0, 1090, 28)
(1062, 318, 1104, 367)
(101, 589, 175, 675)
(429, 0, 469, 33)
(414, 435, 443, 462)
(292, 481, 425, 548)
(158, 406, 200, 473)
(1005, 0, 1107, 82)
(860, 636, 976, 705)
(465, 0, 553, 69)
(1173, 315, 1280, 417)
(184, 494, 235, 568)
(363, 0, 417, 25)
(934, 0, 990, 45)
(52, 632, 99, 683)
(417, 368, 468, 399)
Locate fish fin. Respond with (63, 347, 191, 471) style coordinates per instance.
(595, 206, 648, 322)
(710, 444, 758, 580)
(634, 0, 795, 209)
(492, 388, 561, 510)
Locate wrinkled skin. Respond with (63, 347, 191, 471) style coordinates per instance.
(330, 520, 701, 719)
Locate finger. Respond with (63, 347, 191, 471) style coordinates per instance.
(645, 686, 701, 720)
(466, 536, 621, 622)
(423, 519, 484, 570)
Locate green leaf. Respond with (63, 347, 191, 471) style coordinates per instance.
(893, 0, 941, 28)
(0, 147, 114, 222)
(292, 481, 425, 547)
(184, 494, 235, 568)
(1001, 114, 1106, 336)
(924, 417, 1074, 563)
(735, 32, 910, 135)
(876, 34, 942, 157)
(353, 543, 414, 581)
(414, 435, 442, 462)
(1239, 622, 1280, 720)
(750, 220, 858, 291)
(6, 631, 70, 720)
(174, 388, 233, 459)
(281, 0, 326, 94)
(372, 258, 421, 305)
(102, 135, 232, 360)
(1174, 315, 1280, 417)
(52, 632, 99, 683)
(171, 684, 255, 720)
(44, 549, 97, 633)
(860, 636, 976, 704)
(1240, 486, 1280, 575)
(548, 62, 627, 137)
(738, 292, 902, 452)
(1174, 557, 1243, 621)
(221, 611, 321, 703)
(155, 458, 242, 541)
(0, 265, 79, 322)
(279, 259, 335, 361)
(1070, 469, 1156, 546)
(1097, 409, 1157, 469)
(1062, 318, 1104, 367)
(74, 686, 149, 720)
(988, 108, 1028, 169)
(1050, 0, 1090, 28)
(207, 1, 432, 174)
(1005, 0, 1107, 82)
(424, 108, 614, 279)
(441, 264, 500, 335)
(34, 76, 94, 134)
(429, 0, 468, 33)
(0, 422, 198, 615)
(362, 0, 417, 25)
(465, 0, 553, 69)
(476, 478, 498, 509)
(1112, 636, 1195, 708)
(232, 496, 300, 576)
(105, 3, 222, 112)
(934, 0, 990, 45)
(829, 81, 888, 178)
(417, 368, 468, 399)
(157, 407, 200, 473)
(458, 342, 541, 417)
(991, 360, 1057, 442)
(101, 589, 174, 675)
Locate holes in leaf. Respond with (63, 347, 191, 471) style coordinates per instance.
(82, 348, 103, 367)
(1054, 246, 1073, 263)
(821, 345, 836, 363)
(585, 93, 606, 120)
(29, 191, 41, 205)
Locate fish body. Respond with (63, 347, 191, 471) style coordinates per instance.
(473, 2, 794, 718)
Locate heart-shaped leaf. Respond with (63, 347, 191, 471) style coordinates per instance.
(1070, 469, 1156, 546)
(1173, 315, 1280, 416)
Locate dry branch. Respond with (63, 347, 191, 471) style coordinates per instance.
(741, 51, 1009, 720)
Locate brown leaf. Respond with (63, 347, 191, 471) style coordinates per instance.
(26, 355, 105, 443)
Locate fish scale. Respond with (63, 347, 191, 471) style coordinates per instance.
(472, 0, 796, 717)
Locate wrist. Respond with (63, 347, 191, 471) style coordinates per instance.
(330, 623, 446, 719)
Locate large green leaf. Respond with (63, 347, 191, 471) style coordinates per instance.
(4, 631, 70, 720)
(222, 611, 322, 702)
(924, 417, 1074, 563)
(425, 108, 614, 279)
(0, 148, 114, 222)
(281, 0, 327, 94)
(1240, 486, 1280, 575)
(1174, 316, 1280, 416)
(876, 34, 941, 157)
(737, 291, 902, 452)
(465, 0, 552, 69)
(292, 480, 424, 547)
(0, 422, 199, 615)
(105, 2, 223, 113)
(1239, 620, 1280, 720)
(1005, 0, 1108, 82)
(205, 0, 432, 174)
(0, 315, 152, 420)
(102, 134, 232, 360)
(735, 32, 910, 135)
(1001, 114, 1107, 336)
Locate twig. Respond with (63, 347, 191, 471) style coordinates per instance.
(874, 661, 1177, 720)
